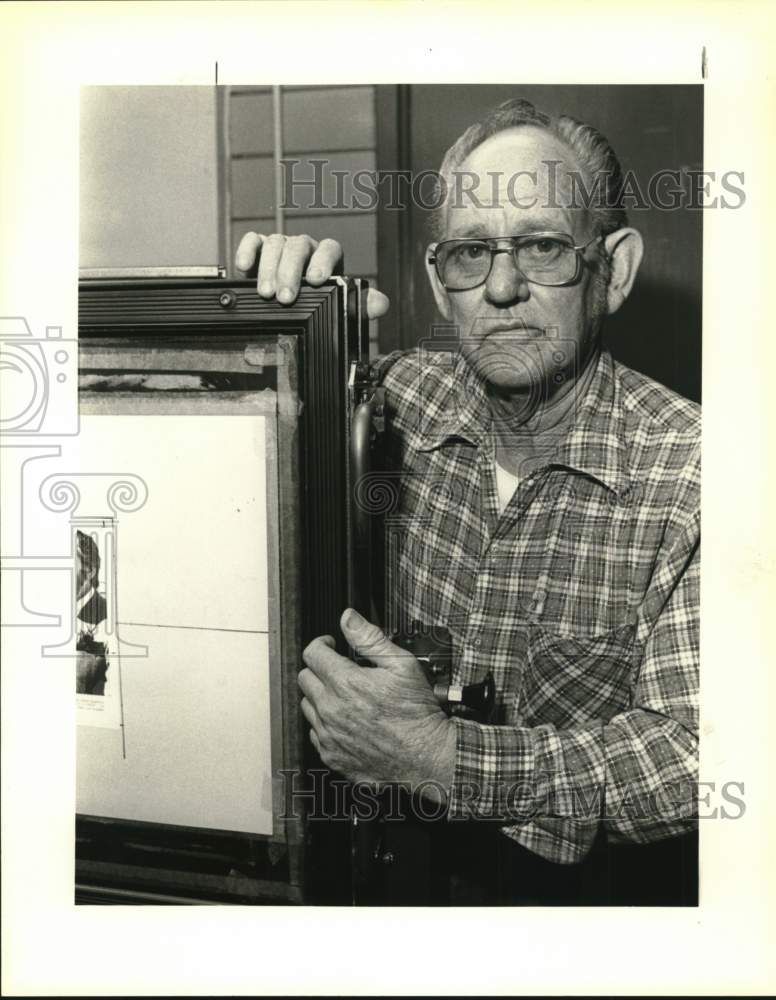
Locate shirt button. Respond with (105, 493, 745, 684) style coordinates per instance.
(470, 636, 481, 648)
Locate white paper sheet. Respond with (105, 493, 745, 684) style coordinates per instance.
(71, 413, 274, 834)
(72, 414, 269, 633)
(77, 625, 274, 834)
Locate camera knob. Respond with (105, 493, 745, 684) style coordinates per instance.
(436, 672, 496, 722)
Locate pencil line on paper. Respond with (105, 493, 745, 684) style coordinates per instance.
(118, 621, 270, 635)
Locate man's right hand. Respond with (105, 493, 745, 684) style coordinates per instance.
(235, 232, 390, 319)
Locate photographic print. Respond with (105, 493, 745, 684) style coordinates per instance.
(75, 529, 109, 696)
(74, 523, 122, 730)
(70, 80, 705, 907)
(2, 3, 773, 995)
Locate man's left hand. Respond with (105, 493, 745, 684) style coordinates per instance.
(299, 609, 456, 796)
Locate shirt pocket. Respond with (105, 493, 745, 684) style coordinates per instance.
(517, 624, 639, 728)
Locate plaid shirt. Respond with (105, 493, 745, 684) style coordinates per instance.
(373, 346, 700, 864)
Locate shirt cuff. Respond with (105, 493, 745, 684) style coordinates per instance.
(447, 715, 536, 821)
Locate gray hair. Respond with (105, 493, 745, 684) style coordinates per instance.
(430, 97, 628, 241)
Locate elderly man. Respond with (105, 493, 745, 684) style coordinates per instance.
(236, 98, 699, 904)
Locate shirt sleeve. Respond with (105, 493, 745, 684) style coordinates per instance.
(369, 350, 405, 386)
(446, 512, 700, 864)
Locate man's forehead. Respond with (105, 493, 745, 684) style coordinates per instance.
(444, 125, 587, 237)
(458, 125, 579, 177)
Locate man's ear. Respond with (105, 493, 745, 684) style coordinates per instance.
(603, 227, 644, 316)
(425, 242, 453, 321)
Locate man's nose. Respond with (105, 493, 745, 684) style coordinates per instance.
(483, 250, 530, 306)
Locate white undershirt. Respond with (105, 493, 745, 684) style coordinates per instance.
(494, 460, 520, 515)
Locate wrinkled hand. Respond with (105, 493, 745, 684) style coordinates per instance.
(299, 609, 455, 795)
(235, 232, 390, 319)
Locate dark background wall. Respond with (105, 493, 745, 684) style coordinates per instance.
(377, 84, 703, 403)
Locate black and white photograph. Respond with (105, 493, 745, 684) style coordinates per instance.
(75, 529, 109, 696)
(74, 79, 704, 908)
(1, 2, 773, 996)
(72, 520, 123, 729)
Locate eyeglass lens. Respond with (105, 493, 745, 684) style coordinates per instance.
(438, 236, 578, 289)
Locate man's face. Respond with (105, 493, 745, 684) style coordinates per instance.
(429, 126, 609, 404)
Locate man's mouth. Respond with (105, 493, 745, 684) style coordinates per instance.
(479, 323, 545, 340)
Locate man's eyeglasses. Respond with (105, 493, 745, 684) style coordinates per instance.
(429, 232, 604, 291)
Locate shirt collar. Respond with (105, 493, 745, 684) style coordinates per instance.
(412, 348, 631, 497)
